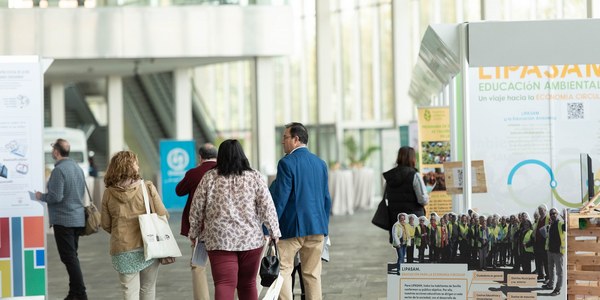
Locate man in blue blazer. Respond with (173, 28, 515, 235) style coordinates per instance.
(270, 122, 331, 300)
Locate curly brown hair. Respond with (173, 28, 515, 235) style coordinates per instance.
(104, 151, 141, 187)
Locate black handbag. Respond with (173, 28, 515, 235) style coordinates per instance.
(371, 186, 390, 230)
(259, 239, 280, 287)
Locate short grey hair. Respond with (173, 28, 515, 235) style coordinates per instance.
(199, 143, 217, 160)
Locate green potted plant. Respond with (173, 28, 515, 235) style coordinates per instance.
(344, 136, 380, 168)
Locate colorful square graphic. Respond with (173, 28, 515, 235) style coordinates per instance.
(24, 217, 44, 248)
(0, 218, 9, 258)
(0, 216, 46, 297)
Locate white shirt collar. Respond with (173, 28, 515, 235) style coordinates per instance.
(289, 145, 307, 154)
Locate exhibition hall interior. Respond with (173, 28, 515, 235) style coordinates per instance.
(1, 0, 600, 299)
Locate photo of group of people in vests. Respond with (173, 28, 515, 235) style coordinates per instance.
(390, 204, 567, 296)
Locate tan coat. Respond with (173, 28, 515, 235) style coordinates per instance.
(101, 180, 169, 255)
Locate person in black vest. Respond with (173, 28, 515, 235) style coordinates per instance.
(541, 208, 566, 296)
(383, 146, 430, 244)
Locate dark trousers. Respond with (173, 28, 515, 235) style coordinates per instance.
(441, 245, 451, 263)
(458, 240, 469, 264)
(534, 247, 548, 278)
(418, 246, 426, 263)
(53, 225, 86, 298)
(450, 241, 459, 262)
(406, 242, 415, 263)
(511, 246, 520, 271)
(430, 246, 439, 263)
(521, 253, 533, 274)
(208, 247, 263, 300)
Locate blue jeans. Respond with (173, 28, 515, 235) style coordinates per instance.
(53, 225, 86, 298)
(396, 245, 406, 273)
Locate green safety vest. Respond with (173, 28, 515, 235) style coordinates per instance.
(415, 225, 425, 247)
(523, 229, 534, 253)
(458, 223, 469, 241)
(488, 225, 498, 247)
(428, 224, 447, 247)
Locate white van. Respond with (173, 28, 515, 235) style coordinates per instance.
(43, 127, 89, 178)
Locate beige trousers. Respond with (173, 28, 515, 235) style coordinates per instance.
(277, 235, 325, 300)
(191, 261, 210, 300)
(118, 260, 160, 300)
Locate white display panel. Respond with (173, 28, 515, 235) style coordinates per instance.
(469, 64, 600, 215)
(0, 56, 45, 217)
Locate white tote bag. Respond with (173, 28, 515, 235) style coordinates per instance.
(262, 274, 284, 300)
(138, 180, 182, 261)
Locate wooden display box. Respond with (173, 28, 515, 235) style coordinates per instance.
(567, 212, 600, 300)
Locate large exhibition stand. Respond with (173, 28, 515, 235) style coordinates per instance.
(390, 19, 600, 300)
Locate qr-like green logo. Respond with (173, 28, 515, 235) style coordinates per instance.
(424, 109, 431, 121)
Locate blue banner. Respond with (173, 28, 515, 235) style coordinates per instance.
(159, 140, 196, 210)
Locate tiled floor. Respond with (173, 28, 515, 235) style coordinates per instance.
(47, 209, 394, 299)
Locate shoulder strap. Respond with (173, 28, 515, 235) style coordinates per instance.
(83, 180, 92, 207)
(140, 180, 151, 214)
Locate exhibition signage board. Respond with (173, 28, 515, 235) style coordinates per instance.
(469, 64, 600, 215)
(465, 64, 600, 300)
(0, 56, 46, 298)
(417, 107, 452, 215)
(443, 160, 487, 194)
(388, 263, 561, 300)
(159, 140, 196, 210)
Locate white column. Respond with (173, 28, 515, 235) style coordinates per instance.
(174, 68, 192, 140)
(482, 0, 502, 20)
(333, 2, 345, 162)
(352, 0, 362, 122)
(107, 76, 124, 156)
(372, 4, 382, 120)
(588, 0, 600, 18)
(432, 0, 441, 23)
(459, 24, 472, 211)
(316, 0, 334, 124)
(556, 0, 564, 18)
(253, 58, 277, 175)
(393, 0, 413, 126)
(449, 76, 462, 213)
(456, 0, 464, 22)
(50, 83, 65, 127)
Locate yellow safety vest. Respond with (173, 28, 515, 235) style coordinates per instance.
(407, 224, 416, 240)
(523, 230, 534, 253)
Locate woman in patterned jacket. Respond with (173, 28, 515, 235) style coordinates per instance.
(188, 139, 281, 300)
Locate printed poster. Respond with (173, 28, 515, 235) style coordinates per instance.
(0, 56, 46, 298)
(159, 140, 196, 210)
(470, 65, 600, 215)
(465, 64, 600, 300)
(417, 107, 452, 215)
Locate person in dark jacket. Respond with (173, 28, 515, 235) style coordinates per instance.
(541, 208, 565, 296)
(383, 146, 429, 243)
(175, 143, 217, 300)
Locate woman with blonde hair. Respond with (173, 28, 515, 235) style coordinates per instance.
(101, 151, 169, 300)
